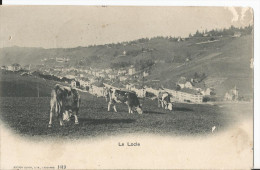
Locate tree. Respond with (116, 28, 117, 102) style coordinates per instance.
(194, 30, 203, 37)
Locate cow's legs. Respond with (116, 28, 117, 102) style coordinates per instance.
(108, 102, 111, 111)
(158, 99, 161, 108)
(59, 118, 64, 126)
(74, 115, 79, 124)
(48, 98, 56, 128)
(161, 101, 164, 108)
(69, 110, 72, 117)
(127, 105, 133, 114)
(107, 102, 111, 112)
(164, 102, 168, 109)
(48, 106, 54, 127)
(59, 109, 64, 126)
(59, 102, 64, 126)
(128, 105, 131, 114)
(130, 108, 133, 114)
(113, 105, 117, 112)
(73, 110, 79, 125)
(128, 106, 133, 114)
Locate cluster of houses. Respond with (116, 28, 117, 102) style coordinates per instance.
(2, 62, 217, 104)
(39, 64, 152, 91)
(1, 64, 22, 72)
(65, 71, 203, 103)
(162, 77, 213, 103)
(224, 86, 239, 101)
(83, 76, 211, 103)
(1, 63, 33, 72)
(176, 77, 212, 96)
(77, 75, 213, 104)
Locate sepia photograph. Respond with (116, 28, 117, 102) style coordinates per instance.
(0, 5, 255, 169)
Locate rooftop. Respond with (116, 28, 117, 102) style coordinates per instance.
(180, 88, 202, 95)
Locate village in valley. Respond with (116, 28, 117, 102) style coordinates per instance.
(1, 25, 253, 105)
(1, 25, 252, 105)
(1, 54, 240, 104)
(2, 25, 252, 105)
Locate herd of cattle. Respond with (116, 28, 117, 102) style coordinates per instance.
(48, 84, 173, 127)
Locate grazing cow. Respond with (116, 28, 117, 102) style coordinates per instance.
(48, 84, 81, 127)
(107, 88, 143, 114)
(158, 92, 173, 111)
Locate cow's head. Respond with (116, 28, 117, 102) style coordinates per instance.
(55, 85, 66, 99)
(63, 112, 70, 121)
(168, 103, 173, 111)
(136, 104, 143, 114)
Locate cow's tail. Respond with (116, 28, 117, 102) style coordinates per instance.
(75, 94, 81, 116)
(77, 94, 81, 108)
(157, 92, 161, 108)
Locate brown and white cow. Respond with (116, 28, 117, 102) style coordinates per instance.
(107, 88, 143, 114)
(158, 91, 173, 111)
(48, 84, 81, 127)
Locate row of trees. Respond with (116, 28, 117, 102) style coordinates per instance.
(190, 25, 253, 37)
(85, 25, 252, 50)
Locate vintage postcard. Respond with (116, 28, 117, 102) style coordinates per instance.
(0, 6, 254, 169)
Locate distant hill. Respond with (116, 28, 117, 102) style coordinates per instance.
(148, 35, 253, 99)
(0, 27, 253, 99)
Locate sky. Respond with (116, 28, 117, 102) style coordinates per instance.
(0, 6, 253, 49)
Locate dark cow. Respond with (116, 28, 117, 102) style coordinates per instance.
(48, 84, 81, 127)
(158, 91, 173, 111)
(107, 88, 143, 114)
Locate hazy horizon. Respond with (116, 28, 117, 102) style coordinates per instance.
(0, 6, 253, 49)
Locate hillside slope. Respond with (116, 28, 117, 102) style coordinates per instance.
(0, 71, 55, 97)
(151, 35, 253, 98)
(0, 34, 253, 98)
